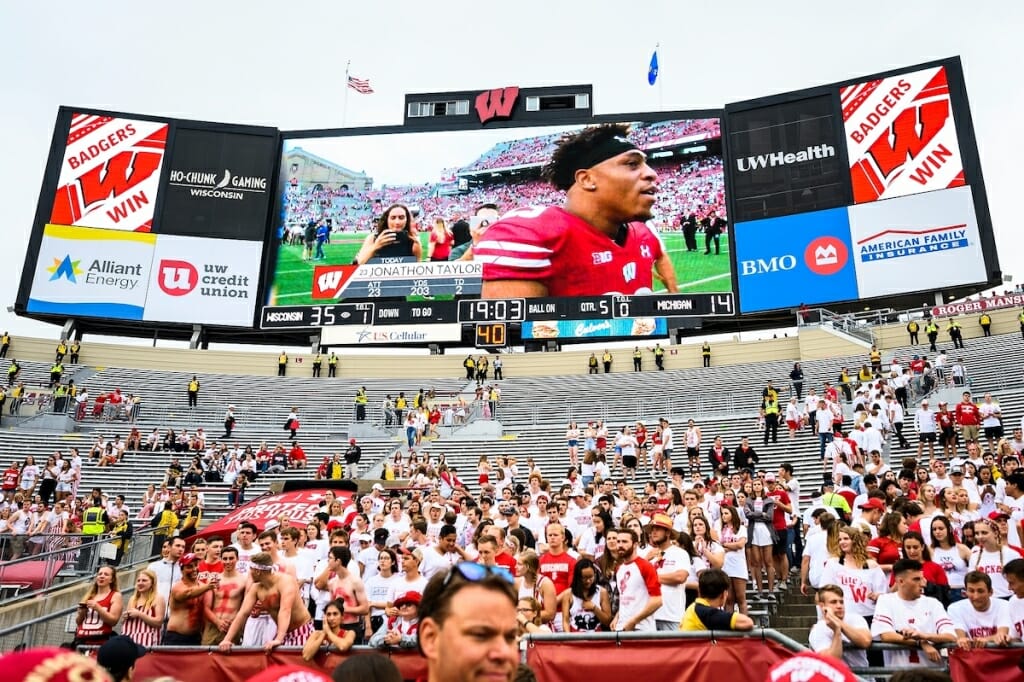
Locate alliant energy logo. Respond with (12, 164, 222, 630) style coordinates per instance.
(734, 144, 835, 172)
(841, 66, 965, 203)
(856, 224, 969, 263)
(157, 259, 251, 298)
(47, 255, 144, 290)
(168, 169, 268, 201)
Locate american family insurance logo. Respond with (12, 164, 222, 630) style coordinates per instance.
(857, 224, 969, 263)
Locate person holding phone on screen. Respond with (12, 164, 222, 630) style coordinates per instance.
(353, 203, 422, 265)
(476, 123, 678, 298)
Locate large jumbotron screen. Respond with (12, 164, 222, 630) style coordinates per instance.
(260, 116, 736, 333)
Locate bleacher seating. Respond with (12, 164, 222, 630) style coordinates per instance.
(0, 325, 1019, 537)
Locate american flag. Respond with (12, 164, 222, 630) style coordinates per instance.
(347, 75, 374, 94)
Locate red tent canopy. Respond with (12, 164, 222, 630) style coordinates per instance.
(195, 488, 354, 542)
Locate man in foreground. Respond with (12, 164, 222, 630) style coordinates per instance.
(417, 562, 519, 682)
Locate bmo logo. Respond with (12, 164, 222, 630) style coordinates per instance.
(740, 255, 796, 276)
(157, 259, 198, 296)
(804, 237, 848, 276)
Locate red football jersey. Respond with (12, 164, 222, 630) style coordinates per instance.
(476, 206, 664, 296)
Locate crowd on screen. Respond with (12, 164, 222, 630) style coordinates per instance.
(280, 154, 726, 244)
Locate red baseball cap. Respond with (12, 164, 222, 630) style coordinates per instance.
(394, 591, 422, 607)
(0, 647, 112, 682)
(247, 664, 332, 682)
(858, 499, 886, 512)
(179, 552, 200, 566)
(765, 652, 857, 682)
(988, 510, 1010, 520)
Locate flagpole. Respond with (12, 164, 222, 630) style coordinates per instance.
(656, 43, 663, 111)
(342, 60, 351, 127)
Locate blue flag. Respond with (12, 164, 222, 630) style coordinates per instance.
(648, 49, 659, 86)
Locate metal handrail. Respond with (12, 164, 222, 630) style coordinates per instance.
(0, 527, 161, 606)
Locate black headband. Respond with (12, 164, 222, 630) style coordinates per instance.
(572, 135, 641, 178)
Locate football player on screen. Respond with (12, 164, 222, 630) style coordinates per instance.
(476, 123, 678, 298)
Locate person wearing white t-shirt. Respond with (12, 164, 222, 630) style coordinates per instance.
(800, 513, 837, 596)
(643, 513, 691, 630)
(948, 570, 1012, 647)
(808, 585, 871, 669)
(612, 527, 662, 632)
(979, 393, 1003, 454)
(1004, 558, 1024, 641)
(870, 559, 957, 668)
(418, 525, 464, 580)
(815, 401, 834, 462)
(915, 401, 938, 461)
(660, 418, 675, 474)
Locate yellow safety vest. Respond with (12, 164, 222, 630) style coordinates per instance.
(980, 315, 991, 326)
(764, 400, 780, 415)
(188, 381, 199, 392)
(82, 506, 105, 535)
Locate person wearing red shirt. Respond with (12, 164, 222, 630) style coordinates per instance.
(478, 123, 678, 298)
(766, 475, 793, 579)
(868, 512, 907, 573)
(936, 402, 958, 459)
(538, 523, 577, 598)
(484, 525, 517, 574)
(954, 392, 981, 445)
(2, 461, 19, 500)
(287, 442, 306, 470)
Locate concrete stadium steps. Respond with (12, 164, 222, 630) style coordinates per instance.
(73, 365, 468, 434)
(0, 357, 83, 390)
(0, 430, 396, 517)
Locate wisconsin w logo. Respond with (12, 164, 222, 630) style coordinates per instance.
(475, 87, 520, 124)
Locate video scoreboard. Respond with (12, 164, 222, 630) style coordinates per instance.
(260, 292, 735, 329)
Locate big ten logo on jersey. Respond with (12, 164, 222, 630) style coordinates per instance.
(592, 251, 613, 265)
(157, 260, 198, 296)
(312, 265, 357, 299)
(51, 114, 169, 232)
(841, 66, 965, 204)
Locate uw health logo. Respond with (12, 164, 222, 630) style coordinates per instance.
(804, 237, 848, 276)
(157, 259, 198, 296)
(47, 255, 84, 283)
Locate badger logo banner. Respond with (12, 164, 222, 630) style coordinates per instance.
(50, 113, 169, 232)
(841, 66, 965, 204)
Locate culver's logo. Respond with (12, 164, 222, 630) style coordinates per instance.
(735, 143, 835, 172)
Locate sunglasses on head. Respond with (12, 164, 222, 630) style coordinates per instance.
(441, 561, 514, 591)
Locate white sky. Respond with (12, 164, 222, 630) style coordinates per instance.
(1, 0, 1021, 344)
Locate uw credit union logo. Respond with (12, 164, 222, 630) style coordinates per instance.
(804, 237, 848, 276)
(157, 259, 198, 296)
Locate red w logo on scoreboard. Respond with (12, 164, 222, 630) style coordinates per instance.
(312, 264, 357, 299)
(475, 87, 520, 124)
